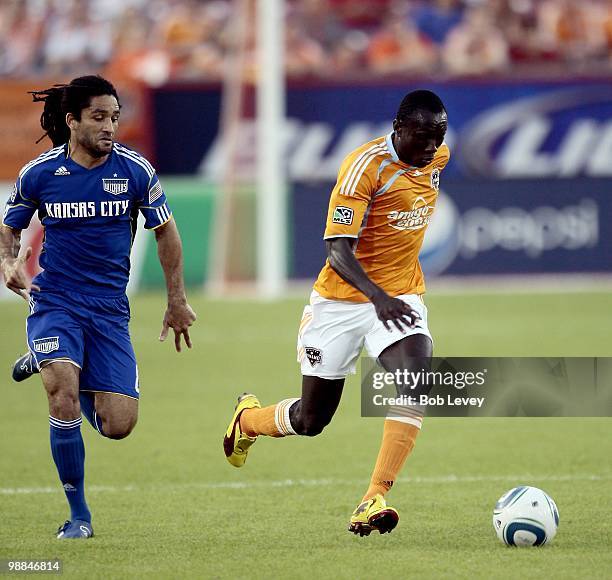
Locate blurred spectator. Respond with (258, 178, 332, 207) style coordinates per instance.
(329, 0, 391, 29)
(536, 0, 607, 65)
(42, 1, 113, 76)
(284, 14, 326, 77)
(367, 16, 437, 75)
(294, 0, 346, 51)
(500, 0, 550, 64)
(412, 0, 463, 45)
(443, 4, 509, 75)
(157, 0, 205, 76)
(328, 30, 370, 76)
(104, 8, 171, 86)
(604, 1, 612, 56)
(175, 1, 230, 80)
(0, 0, 44, 76)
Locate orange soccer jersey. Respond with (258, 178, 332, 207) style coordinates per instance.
(313, 133, 450, 302)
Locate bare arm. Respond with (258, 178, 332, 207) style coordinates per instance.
(0, 224, 21, 262)
(154, 218, 196, 352)
(0, 225, 39, 299)
(326, 237, 420, 332)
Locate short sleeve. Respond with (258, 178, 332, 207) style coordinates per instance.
(2, 172, 39, 230)
(323, 147, 383, 240)
(138, 174, 172, 230)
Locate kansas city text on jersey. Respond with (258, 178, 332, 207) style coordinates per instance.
(44, 200, 130, 219)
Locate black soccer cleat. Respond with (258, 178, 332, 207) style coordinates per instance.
(12, 352, 39, 382)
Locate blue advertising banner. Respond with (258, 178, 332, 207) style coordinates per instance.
(151, 81, 612, 179)
(291, 179, 610, 279)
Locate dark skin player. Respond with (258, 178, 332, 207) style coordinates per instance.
(289, 109, 448, 435)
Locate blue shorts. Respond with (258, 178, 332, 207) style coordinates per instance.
(26, 288, 139, 400)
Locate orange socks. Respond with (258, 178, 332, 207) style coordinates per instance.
(240, 398, 300, 437)
(363, 418, 421, 501)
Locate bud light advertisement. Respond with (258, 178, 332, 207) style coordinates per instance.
(151, 80, 612, 180)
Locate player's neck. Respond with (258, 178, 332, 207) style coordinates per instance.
(68, 141, 109, 170)
(391, 132, 407, 166)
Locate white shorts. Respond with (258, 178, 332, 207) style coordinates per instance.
(297, 291, 432, 380)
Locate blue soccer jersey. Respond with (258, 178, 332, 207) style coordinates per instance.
(2, 143, 171, 295)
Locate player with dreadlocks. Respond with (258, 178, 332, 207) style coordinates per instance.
(0, 75, 196, 539)
(223, 90, 450, 536)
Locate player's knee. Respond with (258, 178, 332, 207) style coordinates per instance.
(102, 416, 137, 440)
(296, 413, 329, 437)
(41, 363, 80, 418)
(47, 388, 80, 418)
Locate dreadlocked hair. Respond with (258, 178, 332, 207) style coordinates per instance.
(29, 75, 120, 147)
(396, 90, 446, 125)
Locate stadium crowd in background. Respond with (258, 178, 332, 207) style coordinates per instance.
(1, 0, 612, 83)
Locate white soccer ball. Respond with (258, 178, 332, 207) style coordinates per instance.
(493, 486, 559, 546)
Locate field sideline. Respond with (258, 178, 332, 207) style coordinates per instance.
(1, 290, 611, 578)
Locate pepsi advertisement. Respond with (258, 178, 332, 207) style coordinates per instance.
(291, 178, 609, 279)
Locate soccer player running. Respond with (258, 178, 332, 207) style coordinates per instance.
(0, 76, 196, 539)
(224, 90, 449, 536)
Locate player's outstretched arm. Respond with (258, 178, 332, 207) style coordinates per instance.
(154, 218, 196, 352)
(326, 237, 420, 333)
(0, 225, 40, 300)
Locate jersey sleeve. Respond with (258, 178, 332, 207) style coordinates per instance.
(2, 173, 39, 230)
(323, 147, 382, 240)
(138, 174, 172, 230)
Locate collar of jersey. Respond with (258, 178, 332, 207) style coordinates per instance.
(65, 144, 113, 172)
(385, 132, 416, 170)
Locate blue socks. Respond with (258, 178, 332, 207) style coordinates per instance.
(49, 416, 91, 523)
(79, 393, 105, 436)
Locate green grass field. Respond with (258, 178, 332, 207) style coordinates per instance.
(1, 290, 611, 579)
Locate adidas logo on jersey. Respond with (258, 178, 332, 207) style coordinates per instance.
(54, 166, 70, 176)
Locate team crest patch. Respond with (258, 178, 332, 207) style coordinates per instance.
(33, 336, 60, 354)
(430, 168, 440, 191)
(9, 184, 17, 203)
(332, 206, 354, 225)
(305, 347, 322, 367)
(102, 177, 129, 195)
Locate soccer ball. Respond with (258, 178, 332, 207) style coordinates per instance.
(493, 486, 559, 546)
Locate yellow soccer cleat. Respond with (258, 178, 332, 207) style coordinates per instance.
(348, 494, 399, 536)
(223, 393, 261, 468)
